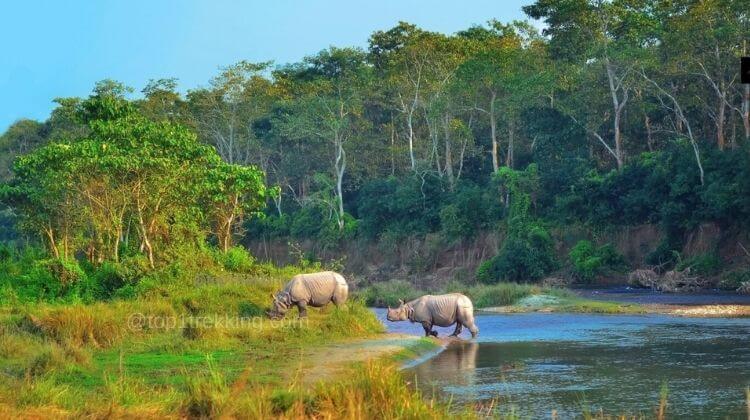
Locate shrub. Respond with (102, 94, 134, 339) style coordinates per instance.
(569, 240, 626, 282)
(218, 246, 255, 272)
(89, 262, 128, 300)
(14, 258, 93, 302)
(676, 253, 721, 276)
(477, 227, 557, 283)
(718, 270, 750, 290)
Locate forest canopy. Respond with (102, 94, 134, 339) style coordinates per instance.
(1, 0, 749, 288)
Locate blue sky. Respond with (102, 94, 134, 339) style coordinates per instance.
(1, 0, 532, 131)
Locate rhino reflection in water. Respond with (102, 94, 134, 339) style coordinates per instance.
(267, 271, 349, 319)
(411, 341, 479, 389)
(386, 293, 479, 338)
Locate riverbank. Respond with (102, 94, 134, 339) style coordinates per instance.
(479, 292, 750, 317)
(0, 267, 470, 419)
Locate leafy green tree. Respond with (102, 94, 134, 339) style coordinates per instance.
(277, 48, 370, 230)
(204, 163, 276, 252)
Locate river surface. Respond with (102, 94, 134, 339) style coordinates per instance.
(372, 308, 750, 419)
(573, 286, 750, 306)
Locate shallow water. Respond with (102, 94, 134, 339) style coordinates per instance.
(574, 287, 750, 306)
(372, 309, 750, 419)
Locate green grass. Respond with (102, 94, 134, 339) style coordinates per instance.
(360, 280, 576, 308)
(554, 297, 646, 314)
(360, 279, 647, 314)
(0, 266, 393, 417)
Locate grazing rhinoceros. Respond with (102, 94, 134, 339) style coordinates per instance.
(386, 293, 478, 338)
(267, 271, 349, 319)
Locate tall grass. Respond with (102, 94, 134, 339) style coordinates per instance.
(0, 265, 390, 417)
(360, 280, 573, 308)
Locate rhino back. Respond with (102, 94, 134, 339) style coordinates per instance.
(294, 272, 338, 306)
(425, 294, 461, 327)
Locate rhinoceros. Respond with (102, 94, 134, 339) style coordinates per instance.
(386, 293, 478, 338)
(268, 271, 349, 319)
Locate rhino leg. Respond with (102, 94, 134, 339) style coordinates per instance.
(296, 301, 308, 319)
(449, 323, 463, 337)
(421, 322, 437, 337)
(466, 321, 478, 338)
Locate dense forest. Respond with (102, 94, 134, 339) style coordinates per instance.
(2, 0, 750, 297)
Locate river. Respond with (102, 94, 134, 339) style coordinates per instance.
(372, 300, 750, 418)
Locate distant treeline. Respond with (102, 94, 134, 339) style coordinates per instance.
(1, 0, 749, 283)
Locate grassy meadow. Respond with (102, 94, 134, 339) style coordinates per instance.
(0, 259, 444, 418)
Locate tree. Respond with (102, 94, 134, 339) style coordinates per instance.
(526, 0, 655, 170)
(1, 82, 273, 266)
(456, 20, 550, 171)
(188, 61, 277, 165)
(658, 0, 750, 147)
(277, 48, 370, 230)
(0, 119, 45, 181)
(204, 163, 276, 252)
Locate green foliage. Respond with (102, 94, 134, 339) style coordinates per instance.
(359, 280, 423, 307)
(479, 165, 557, 283)
(677, 253, 721, 276)
(478, 228, 557, 283)
(439, 183, 498, 241)
(718, 270, 750, 290)
(1, 84, 271, 271)
(4, 3, 750, 296)
(569, 240, 626, 282)
(356, 175, 445, 240)
(466, 282, 542, 308)
(217, 246, 255, 272)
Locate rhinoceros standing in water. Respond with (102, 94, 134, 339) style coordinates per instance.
(386, 293, 478, 338)
(268, 271, 349, 319)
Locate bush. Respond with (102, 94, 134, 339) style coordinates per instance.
(15, 258, 94, 302)
(569, 240, 626, 282)
(439, 183, 496, 241)
(89, 262, 128, 300)
(718, 270, 750, 290)
(218, 246, 255, 272)
(676, 253, 721, 276)
(477, 226, 557, 283)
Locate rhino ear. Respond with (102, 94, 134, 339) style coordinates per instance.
(270, 293, 276, 301)
(398, 299, 404, 306)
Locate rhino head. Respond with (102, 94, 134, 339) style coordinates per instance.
(267, 291, 292, 319)
(386, 299, 409, 322)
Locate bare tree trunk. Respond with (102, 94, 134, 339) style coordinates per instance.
(645, 114, 654, 152)
(223, 214, 235, 253)
(406, 106, 416, 171)
(642, 71, 704, 185)
(606, 59, 628, 170)
(45, 226, 59, 259)
(136, 198, 155, 269)
(443, 113, 454, 190)
(334, 132, 346, 231)
(717, 89, 727, 150)
(506, 119, 515, 168)
(390, 115, 396, 176)
(490, 91, 499, 172)
(743, 83, 750, 142)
